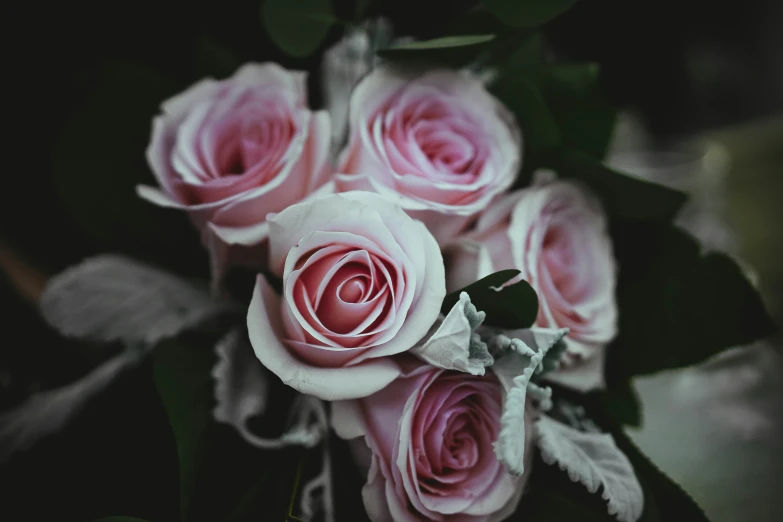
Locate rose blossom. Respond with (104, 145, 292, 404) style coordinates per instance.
(337, 66, 521, 242)
(247, 191, 446, 400)
(332, 362, 533, 522)
(448, 178, 617, 390)
(137, 62, 332, 253)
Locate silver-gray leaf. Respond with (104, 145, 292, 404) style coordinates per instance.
(0, 349, 141, 462)
(40, 255, 232, 345)
(535, 415, 644, 522)
(212, 327, 270, 443)
(213, 329, 326, 450)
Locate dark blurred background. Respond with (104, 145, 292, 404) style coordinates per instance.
(1, 0, 781, 520)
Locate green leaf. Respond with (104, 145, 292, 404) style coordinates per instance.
(513, 484, 625, 521)
(51, 60, 206, 276)
(88, 518, 153, 522)
(513, 389, 710, 522)
(378, 35, 496, 68)
(485, 0, 580, 28)
(353, 0, 371, 22)
(287, 452, 308, 521)
(492, 79, 561, 150)
(591, 394, 712, 522)
(153, 337, 218, 521)
(261, 0, 337, 57)
(222, 474, 270, 522)
(544, 63, 617, 159)
(606, 224, 776, 384)
(504, 32, 545, 78)
(549, 148, 688, 222)
(385, 34, 496, 50)
(191, 33, 243, 79)
(442, 269, 539, 329)
(599, 379, 643, 428)
(534, 416, 644, 522)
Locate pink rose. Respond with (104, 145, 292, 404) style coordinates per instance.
(448, 179, 617, 390)
(337, 66, 521, 242)
(137, 63, 332, 252)
(247, 191, 446, 400)
(332, 362, 532, 521)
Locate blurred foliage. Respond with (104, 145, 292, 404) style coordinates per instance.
(0, 0, 778, 520)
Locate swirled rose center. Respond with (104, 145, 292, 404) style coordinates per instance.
(209, 100, 296, 180)
(292, 246, 396, 342)
(374, 95, 489, 184)
(412, 375, 503, 497)
(442, 412, 480, 470)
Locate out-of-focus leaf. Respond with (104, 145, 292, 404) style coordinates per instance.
(599, 379, 643, 428)
(191, 33, 244, 79)
(0, 350, 141, 463)
(378, 35, 496, 67)
(544, 63, 617, 159)
(89, 518, 154, 522)
(261, 0, 336, 58)
(606, 224, 776, 384)
(485, 0, 580, 28)
(383, 34, 495, 51)
(153, 338, 217, 521)
(40, 255, 233, 346)
(511, 390, 709, 522)
(492, 79, 562, 150)
(550, 148, 688, 222)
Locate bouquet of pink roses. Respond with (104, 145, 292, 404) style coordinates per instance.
(1, 1, 774, 521)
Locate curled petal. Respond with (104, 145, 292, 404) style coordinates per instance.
(248, 276, 402, 400)
(411, 291, 492, 375)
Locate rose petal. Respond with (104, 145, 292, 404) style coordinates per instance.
(248, 276, 401, 400)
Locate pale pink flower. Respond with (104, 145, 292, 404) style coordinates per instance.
(332, 361, 533, 521)
(138, 63, 332, 269)
(448, 179, 617, 391)
(337, 66, 521, 242)
(247, 192, 445, 400)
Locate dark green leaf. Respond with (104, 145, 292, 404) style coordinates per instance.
(378, 36, 496, 68)
(331, 435, 372, 521)
(442, 269, 539, 329)
(353, 0, 372, 22)
(517, 388, 710, 522)
(89, 518, 154, 522)
(590, 394, 712, 522)
(287, 452, 308, 520)
(599, 379, 643, 428)
(51, 60, 207, 277)
(492, 79, 561, 150)
(222, 474, 271, 522)
(153, 337, 218, 521)
(544, 63, 617, 159)
(191, 33, 243, 79)
(549, 148, 688, 222)
(385, 34, 495, 50)
(504, 32, 545, 78)
(189, 369, 306, 522)
(261, 0, 336, 58)
(513, 456, 637, 521)
(485, 0, 580, 28)
(214, 442, 317, 522)
(606, 224, 776, 383)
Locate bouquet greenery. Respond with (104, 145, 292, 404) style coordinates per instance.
(0, 1, 774, 521)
